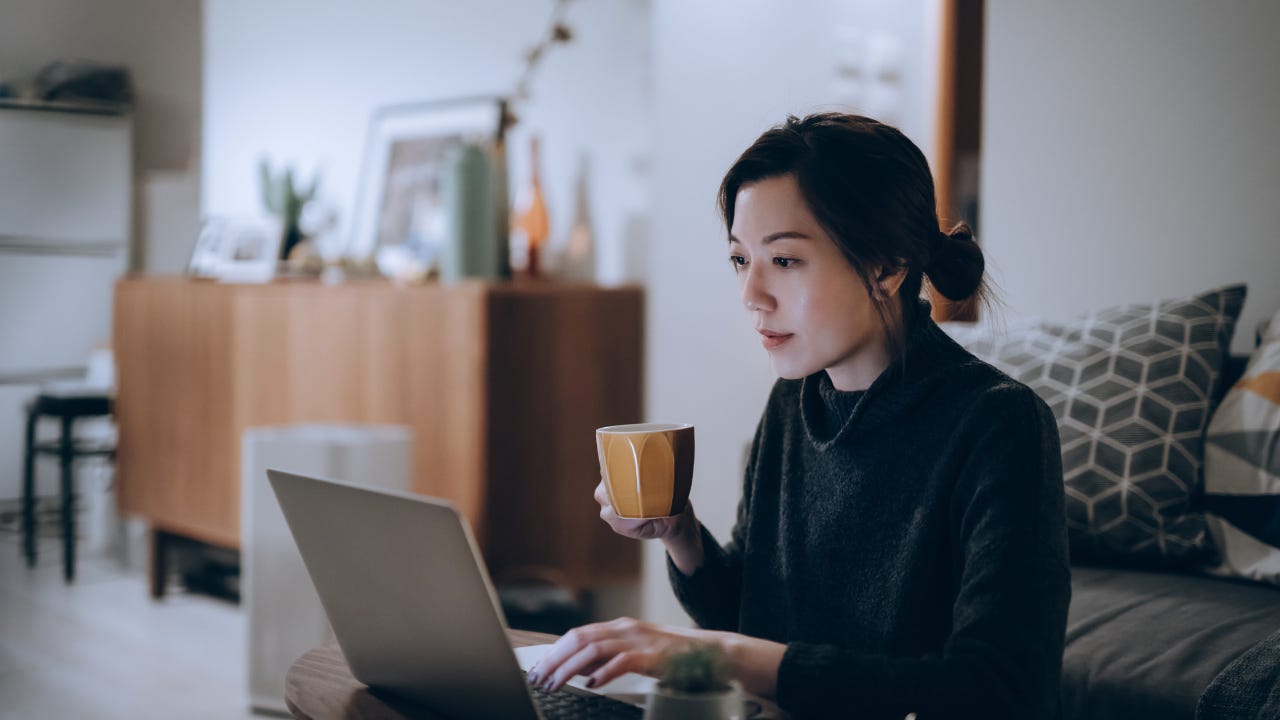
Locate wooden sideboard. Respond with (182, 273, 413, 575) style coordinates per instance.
(113, 276, 643, 593)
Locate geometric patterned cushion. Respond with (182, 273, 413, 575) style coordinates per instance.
(944, 285, 1247, 567)
(1204, 306, 1280, 584)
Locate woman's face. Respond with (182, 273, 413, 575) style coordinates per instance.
(728, 174, 901, 391)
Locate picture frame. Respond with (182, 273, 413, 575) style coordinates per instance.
(187, 215, 283, 283)
(349, 96, 508, 261)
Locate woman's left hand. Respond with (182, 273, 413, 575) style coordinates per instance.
(528, 617, 788, 699)
(528, 617, 727, 692)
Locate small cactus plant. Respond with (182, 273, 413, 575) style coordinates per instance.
(258, 159, 319, 260)
(657, 643, 732, 694)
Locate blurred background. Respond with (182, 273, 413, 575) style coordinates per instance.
(2, 1, 1278, 717)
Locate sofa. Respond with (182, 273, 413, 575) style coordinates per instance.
(944, 286, 1280, 720)
(1061, 350, 1280, 720)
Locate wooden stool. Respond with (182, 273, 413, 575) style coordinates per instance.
(21, 386, 115, 582)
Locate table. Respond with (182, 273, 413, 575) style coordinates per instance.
(286, 630, 786, 720)
(286, 629, 557, 719)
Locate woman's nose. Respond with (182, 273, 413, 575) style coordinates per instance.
(741, 265, 773, 312)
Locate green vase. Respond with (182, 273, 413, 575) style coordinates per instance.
(440, 143, 499, 282)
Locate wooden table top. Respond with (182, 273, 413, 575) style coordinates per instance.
(287, 629, 786, 719)
(285, 629, 557, 720)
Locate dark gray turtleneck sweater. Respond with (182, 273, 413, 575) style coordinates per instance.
(668, 305, 1070, 720)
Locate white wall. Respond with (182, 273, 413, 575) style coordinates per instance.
(203, 0, 651, 284)
(646, 0, 938, 626)
(0, 0, 202, 274)
(205, 0, 938, 625)
(983, 0, 1280, 353)
(650, 0, 1280, 630)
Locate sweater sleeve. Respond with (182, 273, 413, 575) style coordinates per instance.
(775, 387, 1071, 720)
(665, 419, 761, 631)
(665, 521, 742, 631)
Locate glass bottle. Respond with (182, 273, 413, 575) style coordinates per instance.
(516, 135, 549, 278)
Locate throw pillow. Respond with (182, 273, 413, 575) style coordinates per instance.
(1204, 307, 1280, 583)
(943, 285, 1246, 566)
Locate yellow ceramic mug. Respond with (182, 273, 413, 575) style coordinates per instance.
(596, 423, 695, 519)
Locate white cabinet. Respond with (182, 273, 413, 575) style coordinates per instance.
(0, 108, 132, 247)
(0, 106, 132, 500)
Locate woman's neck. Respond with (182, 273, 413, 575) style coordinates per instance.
(825, 302, 908, 391)
(825, 343, 892, 391)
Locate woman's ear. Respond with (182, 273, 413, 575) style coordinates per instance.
(874, 264, 909, 300)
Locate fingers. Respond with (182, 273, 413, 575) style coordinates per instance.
(530, 618, 648, 691)
(596, 482, 622, 526)
(529, 623, 604, 687)
(586, 647, 662, 689)
(542, 638, 629, 691)
(597, 484, 647, 536)
(598, 481, 685, 542)
(531, 619, 704, 694)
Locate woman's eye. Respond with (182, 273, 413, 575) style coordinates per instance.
(729, 255, 747, 269)
(773, 257, 798, 269)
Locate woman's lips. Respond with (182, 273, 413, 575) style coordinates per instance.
(760, 332, 794, 350)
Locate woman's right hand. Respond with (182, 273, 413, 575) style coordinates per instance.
(595, 480, 706, 575)
(593, 480, 695, 542)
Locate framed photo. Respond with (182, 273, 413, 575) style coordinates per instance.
(187, 215, 282, 283)
(349, 96, 507, 261)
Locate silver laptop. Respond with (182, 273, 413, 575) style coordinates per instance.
(267, 469, 642, 720)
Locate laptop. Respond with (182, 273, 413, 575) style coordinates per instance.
(266, 469, 643, 720)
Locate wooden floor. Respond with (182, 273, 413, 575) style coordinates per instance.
(0, 531, 258, 720)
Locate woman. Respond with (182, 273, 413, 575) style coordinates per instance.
(529, 113, 1070, 719)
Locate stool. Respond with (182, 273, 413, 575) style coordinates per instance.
(21, 386, 115, 582)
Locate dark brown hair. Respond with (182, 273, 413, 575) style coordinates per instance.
(718, 112, 988, 362)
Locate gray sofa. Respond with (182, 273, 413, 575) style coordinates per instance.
(1061, 355, 1280, 720)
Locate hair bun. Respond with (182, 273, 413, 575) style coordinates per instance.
(925, 223, 984, 301)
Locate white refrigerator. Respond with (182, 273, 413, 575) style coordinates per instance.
(0, 104, 132, 502)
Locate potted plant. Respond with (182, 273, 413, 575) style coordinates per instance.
(645, 643, 744, 720)
(258, 159, 319, 261)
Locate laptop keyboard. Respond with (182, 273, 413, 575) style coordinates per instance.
(528, 681, 644, 719)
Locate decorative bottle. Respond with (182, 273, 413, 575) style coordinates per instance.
(516, 135, 549, 278)
(440, 143, 498, 282)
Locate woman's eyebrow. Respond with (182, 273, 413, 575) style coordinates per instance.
(727, 231, 813, 244)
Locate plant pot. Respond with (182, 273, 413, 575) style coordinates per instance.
(280, 224, 302, 261)
(643, 682, 744, 720)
